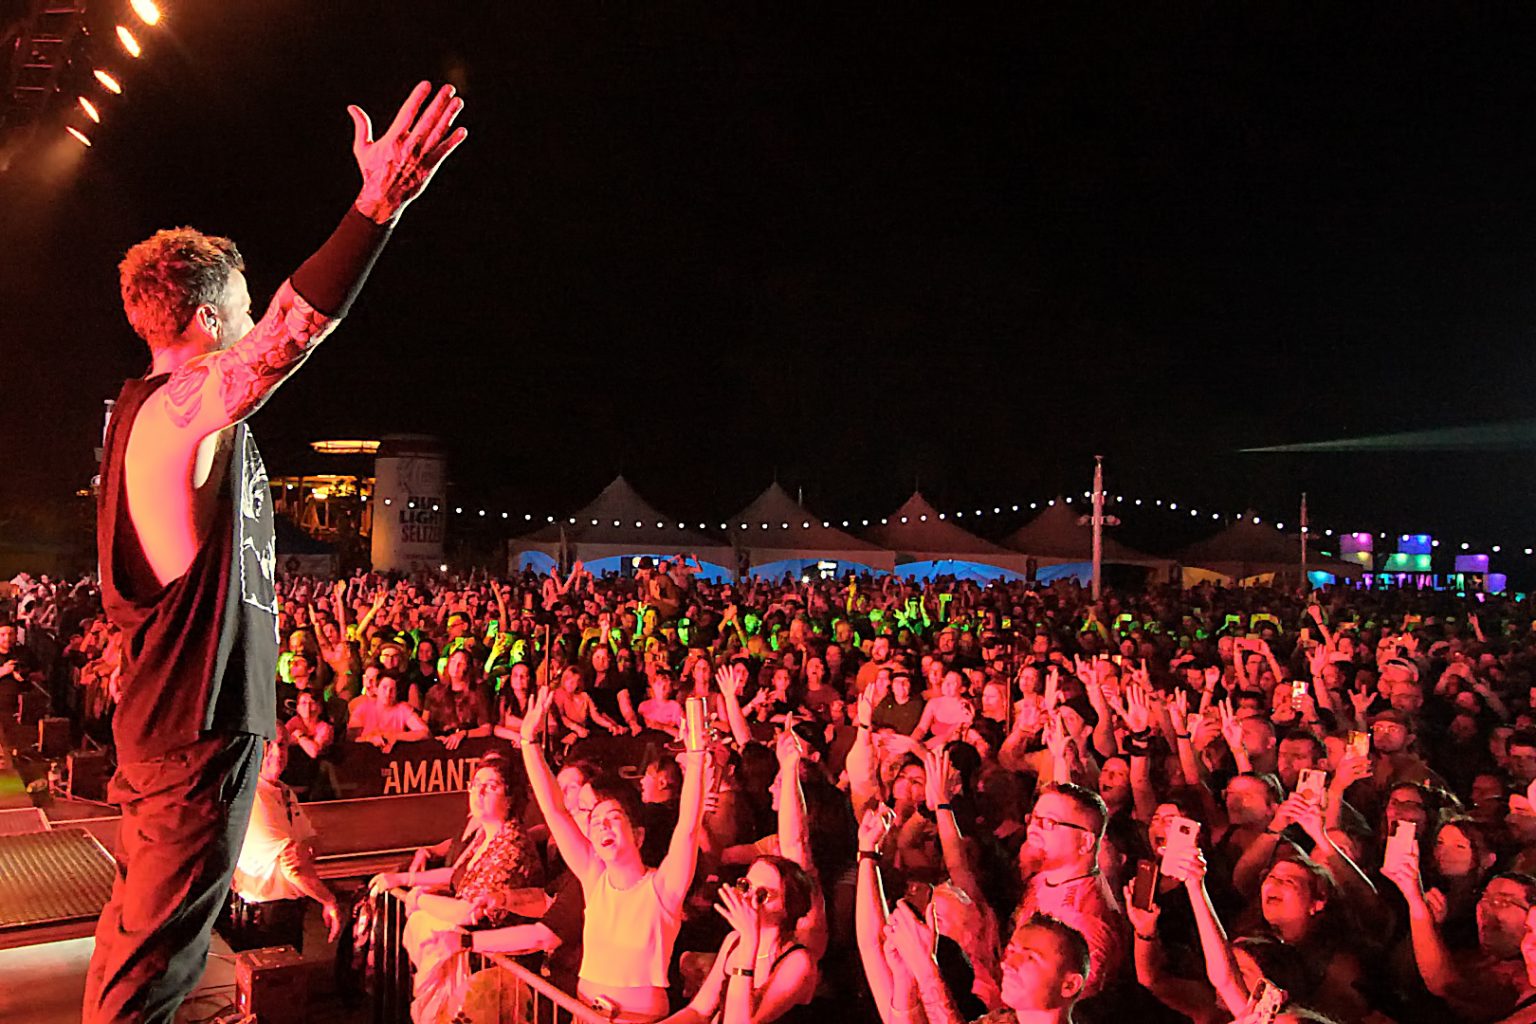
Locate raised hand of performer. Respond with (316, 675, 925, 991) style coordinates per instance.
(349, 82, 468, 223)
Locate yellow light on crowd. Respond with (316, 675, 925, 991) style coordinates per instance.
(117, 26, 142, 57)
(66, 126, 92, 147)
(78, 97, 101, 123)
(94, 69, 123, 94)
(130, 0, 162, 26)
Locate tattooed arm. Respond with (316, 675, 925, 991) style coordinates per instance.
(157, 283, 336, 438)
(156, 79, 471, 441)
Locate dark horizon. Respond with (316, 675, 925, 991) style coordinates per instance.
(5, 5, 1536, 557)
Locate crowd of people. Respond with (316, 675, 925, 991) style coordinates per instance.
(10, 560, 1536, 1024)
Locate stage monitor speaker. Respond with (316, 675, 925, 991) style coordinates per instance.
(234, 945, 308, 1024)
(67, 750, 110, 801)
(37, 717, 70, 757)
(16, 691, 48, 724)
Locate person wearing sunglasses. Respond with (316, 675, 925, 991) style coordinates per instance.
(660, 856, 819, 1024)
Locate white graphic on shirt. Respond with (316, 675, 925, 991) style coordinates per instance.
(237, 427, 280, 644)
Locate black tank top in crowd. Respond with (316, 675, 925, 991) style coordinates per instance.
(97, 373, 279, 762)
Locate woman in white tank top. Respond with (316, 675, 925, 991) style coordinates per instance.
(521, 689, 708, 1023)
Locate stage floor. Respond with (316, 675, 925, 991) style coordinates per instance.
(0, 911, 368, 1024)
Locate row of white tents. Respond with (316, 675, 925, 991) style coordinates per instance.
(509, 477, 1362, 585)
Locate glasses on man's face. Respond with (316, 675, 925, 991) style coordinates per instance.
(1481, 891, 1532, 913)
(1025, 812, 1090, 834)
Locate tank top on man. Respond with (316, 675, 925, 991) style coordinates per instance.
(96, 374, 279, 762)
(579, 868, 681, 989)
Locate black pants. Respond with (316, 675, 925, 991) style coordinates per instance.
(83, 733, 261, 1024)
(220, 895, 308, 954)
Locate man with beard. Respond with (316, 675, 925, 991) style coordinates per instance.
(85, 81, 466, 1023)
(1013, 784, 1125, 998)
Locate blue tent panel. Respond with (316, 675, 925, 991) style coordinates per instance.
(1034, 562, 1092, 585)
(515, 550, 558, 574)
(893, 559, 1027, 584)
(747, 557, 887, 581)
(583, 554, 734, 583)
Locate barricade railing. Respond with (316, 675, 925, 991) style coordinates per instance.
(371, 889, 608, 1024)
(478, 951, 611, 1024)
(372, 889, 412, 1024)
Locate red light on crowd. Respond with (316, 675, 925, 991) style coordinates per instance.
(66, 126, 93, 147)
(130, 0, 162, 26)
(117, 26, 142, 57)
(94, 69, 123, 94)
(78, 97, 101, 123)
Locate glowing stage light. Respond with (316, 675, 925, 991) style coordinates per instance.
(78, 97, 101, 122)
(94, 69, 123, 94)
(130, 0, 162, 26)
(117, 26, 142, 57)
(65, 126, 92, 146)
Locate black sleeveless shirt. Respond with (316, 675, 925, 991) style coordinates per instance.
(97, 374, 278, 761)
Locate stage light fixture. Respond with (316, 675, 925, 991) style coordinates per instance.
(130, 0, 162, 26)
(66, 126, 92, 146)
(94, 69, 123, 94)
(117, 26, 142, 57)
(78, 97, 100, 122)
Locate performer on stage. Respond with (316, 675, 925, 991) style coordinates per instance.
(85, 81, 467, 1023)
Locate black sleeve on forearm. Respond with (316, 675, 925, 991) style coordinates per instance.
(290, 208, 395, 318)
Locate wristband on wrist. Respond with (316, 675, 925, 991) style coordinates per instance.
(858, 849, 881, 862)
(728, 967, 755, 978)
(1135, 930, 1157, 942)
(935, 802, 954, 812)
(291, 208, 394, 318)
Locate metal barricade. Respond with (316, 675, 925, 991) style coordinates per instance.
(370, 889, 608, 1024)
(372, 889, 412, 1024)
(477, 951, 610, 1024)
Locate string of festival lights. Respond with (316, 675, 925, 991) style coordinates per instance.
(285, 487, 1530, 559)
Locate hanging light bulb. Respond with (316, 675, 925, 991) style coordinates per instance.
(94, 69, 123, 94)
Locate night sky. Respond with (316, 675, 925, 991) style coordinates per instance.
(5, 4, 1536, 556)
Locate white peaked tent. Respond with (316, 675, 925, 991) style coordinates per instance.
(864, 492, 1031, 580)
(1176, 510, 1364, 585)
(730, 483, 896, 576)
(1004, 499, 1174, 574)
(509, 476, 736, 576)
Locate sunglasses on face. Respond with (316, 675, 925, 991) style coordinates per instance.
(733, 878, 776, 905)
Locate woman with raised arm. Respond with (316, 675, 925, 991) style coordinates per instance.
(520, 685, 709, 1022)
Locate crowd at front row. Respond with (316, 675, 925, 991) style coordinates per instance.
(13, 564, 1536, 1024)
